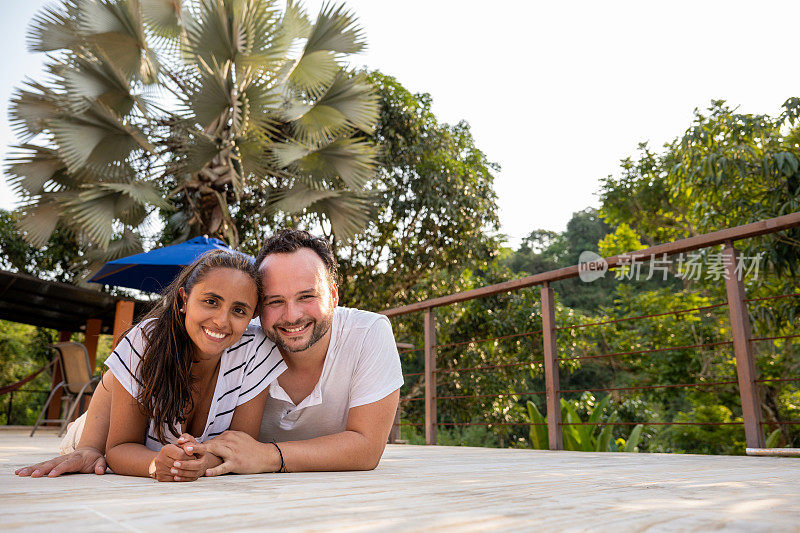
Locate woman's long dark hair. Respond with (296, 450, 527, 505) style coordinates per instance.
(136, 249, 260, 443)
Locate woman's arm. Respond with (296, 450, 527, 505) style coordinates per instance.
(14, 372, 116, 478)
(104, 374, 156, 477)
(229, 385, 271, 437)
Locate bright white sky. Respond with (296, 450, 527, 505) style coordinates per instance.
(2, 0, 799, 247)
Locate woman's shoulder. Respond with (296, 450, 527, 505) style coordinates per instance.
(115, 318, 157, 353)
(224, 322, 272, 360)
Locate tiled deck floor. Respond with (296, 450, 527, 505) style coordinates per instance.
(1, 427, 799, 532)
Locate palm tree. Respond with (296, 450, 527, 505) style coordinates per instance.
(6, 0, 379, 272)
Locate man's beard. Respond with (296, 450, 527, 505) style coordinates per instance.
(266, 313, 333, 353)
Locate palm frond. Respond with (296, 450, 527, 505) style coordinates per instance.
(8, 81, 61, 141)
(241, 80, 282, 135)
(184, 57, 233, 128)
(230, 0, 287, 71)
(15, 197, 64, 247)
(297, 137, 378, 189)
(305, 2, 365, 55)
(313, 72, 379, 134)
(269, 182, 372, 240)
(286, 50, 338, 97)
(141, 0, 181, 39)
(51, 101, 154, 172)
(282, 0, 311, 40)
(179, 130, 220, 174)
(78, 0, 156, 82)
(64, 55, 136, 116)
(287, 100, 348, 144)
(27, 1, 80, 52)
(285, 72, 379, 143)
(182, 0, 234, 67)
(5, 145, 67, 196)
(101, 180, 171, 209)
(79, 228, 145, 282)
(61, 185, 131, 248)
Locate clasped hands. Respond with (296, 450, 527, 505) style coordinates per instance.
(154, 430, 270, 482)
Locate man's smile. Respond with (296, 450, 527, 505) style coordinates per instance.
(277, 322, 313, 336)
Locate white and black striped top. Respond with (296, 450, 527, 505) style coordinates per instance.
(105, 318, 285, 452)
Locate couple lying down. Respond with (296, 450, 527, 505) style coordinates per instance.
(15, 230, 403, 481)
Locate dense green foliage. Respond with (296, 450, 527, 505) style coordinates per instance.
(0, 322, 57, 425)
(397, 100, 799, 454)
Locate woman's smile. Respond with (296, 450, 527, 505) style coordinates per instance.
(202, 327, 229, 340)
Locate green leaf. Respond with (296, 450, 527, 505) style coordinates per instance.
(623, 424, 643, 452)
(586, 394, 612, 428)
(185, 57, 233, 129)
(287, 50, 339, 97)
(526, 401, 548, 450)
(765, 428, 782, 448)
(313, 72, 379, 134)
(595, 414, 617, 452)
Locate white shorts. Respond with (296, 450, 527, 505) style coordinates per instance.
(58, 412, 87, 455)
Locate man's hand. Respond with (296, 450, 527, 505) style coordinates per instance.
(152, 444, 198, 482)
(15, 447, 106, 478)
(186, 430, 276, 477)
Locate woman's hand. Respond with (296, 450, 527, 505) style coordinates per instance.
(15, 447, 106, 478)
(152, 443, 199, 482)
(174, 433, 222, 478)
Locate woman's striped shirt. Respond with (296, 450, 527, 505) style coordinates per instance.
(105, 319, 285, 451)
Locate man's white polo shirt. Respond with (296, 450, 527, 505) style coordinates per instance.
(258, 306, 403, 442)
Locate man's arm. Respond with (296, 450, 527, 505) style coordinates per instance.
(189, 389, 400, 475)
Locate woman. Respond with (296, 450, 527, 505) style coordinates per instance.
(16, 249, 284, 481)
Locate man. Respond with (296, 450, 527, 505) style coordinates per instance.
(15, 230, 403, 477)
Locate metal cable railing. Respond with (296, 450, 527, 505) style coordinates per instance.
(386, 212, 800, 451)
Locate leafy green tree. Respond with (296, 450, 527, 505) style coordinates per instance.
(599, 99, 800, 274)
(6, 0, 379, 275)
(597, 99, 800, 450)
(504, 208, 619, 313)
(337, 72, 501, 309)
(0, 209, 83, 283)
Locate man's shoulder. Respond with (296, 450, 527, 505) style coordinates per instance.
(333, 306, 394, 350)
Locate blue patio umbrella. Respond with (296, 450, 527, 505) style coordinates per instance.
(89, 236, 253, 293)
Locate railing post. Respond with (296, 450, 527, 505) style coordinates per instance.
(424, 308, 437, 445)
(541, 282, 563, 450)
(722, 241, 765, 448)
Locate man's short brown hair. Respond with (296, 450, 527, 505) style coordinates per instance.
(255, 229, 339, 286)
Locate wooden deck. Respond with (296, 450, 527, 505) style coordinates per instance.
(2, 428, 799, 532)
